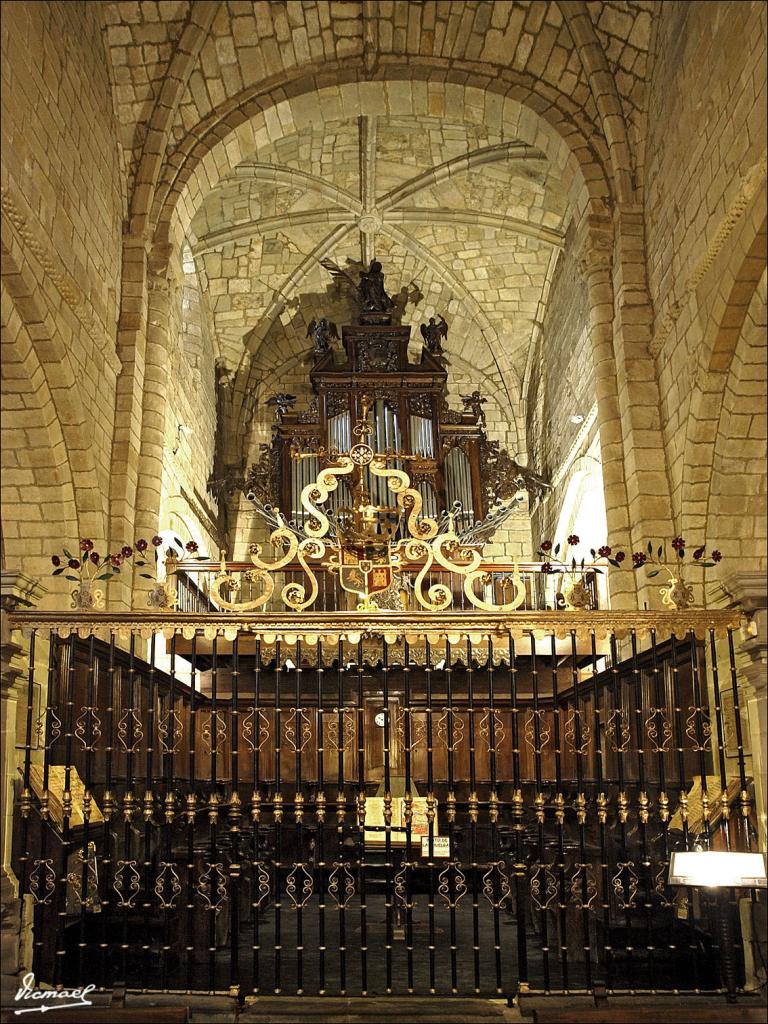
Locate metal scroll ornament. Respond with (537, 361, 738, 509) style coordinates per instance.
(198, 862, 228, 910)
(30, 858, 56, 905)
(438, 861, 468, 908)
(286, 864, 313, 908)
(202, 710, 227, 755)
(645, 706, 673, 753)
(155, 861, 182, 909)
(611, 861, 639, 910)
(113, 859, 140, 908)
(212, 407, 526, 614)
(530, 862, 558, 911)
(252, 862, 271, 909)
(482, 860, 511, 909)
(158, 708, 183, 754)
(328, 862, 356, 907)
(570, 863, 598, 910)
(564, 709, 590, 755)
(74, 706, 101, 751)
(479, 708, 505, 754)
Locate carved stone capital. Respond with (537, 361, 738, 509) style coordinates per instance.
(0, 574, 44, 612)
(717, 571, 768, 696)
(148, 240, 174, 278)
(1, 575, 45, 669)
(721, 571, 768, 614)
(575, 214, 614, 277)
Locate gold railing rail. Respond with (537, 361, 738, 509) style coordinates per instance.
(8, 607, 741, 645)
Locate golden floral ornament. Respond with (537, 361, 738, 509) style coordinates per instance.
(535, 535, 723, 610)
(49, 534, 207, 610)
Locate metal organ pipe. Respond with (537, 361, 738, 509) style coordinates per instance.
(291, 457, 298, 523)
(445, 447, 473, 530)
(409, 415, 434, 457)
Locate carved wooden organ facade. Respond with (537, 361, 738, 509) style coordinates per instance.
(247, 319, 498, 536)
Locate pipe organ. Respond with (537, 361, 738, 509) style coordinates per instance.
(250, 316, 501, 532)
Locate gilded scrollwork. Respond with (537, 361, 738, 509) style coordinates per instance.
(30, 858, 56, 905)
(300, 458, 355, 539)
(645, 706, 673, 753)
(529, 862, 557, 911)
(242, 708, 270, 752)
(328, 862, 355, 907)
(197, 862, 228, 910)
(114, 859, 140, 908)
(570, 863, 598, 910)
(438, 861, 467, 908)
(286, 863, 313, 908)
(482, 860, 511, 909)
(370, 456, 438, 542)
(611, 861, 639, 910)
(155, 861, 182, 909)
(607, 707, 631, 753)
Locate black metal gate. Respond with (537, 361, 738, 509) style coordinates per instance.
(13, 624, 757, 997)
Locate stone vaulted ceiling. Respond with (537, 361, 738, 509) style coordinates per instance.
(188, 114, 569, 406)
(98, 0, 658, 446)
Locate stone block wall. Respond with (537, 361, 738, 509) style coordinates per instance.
(1, 0, 124, 592)
(708, 270, 767, 565)
(644, 0, 767, 562)
(157, 244, 219, 556)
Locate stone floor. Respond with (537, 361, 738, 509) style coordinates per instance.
(3, 990, 766, 1024)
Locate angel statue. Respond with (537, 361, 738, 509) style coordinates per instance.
(358, 260, 394, 312)
(265, 392, 297, 422)
(420, 314, 448, 355)
(307, 316, 339, 355)
(320, 258, 395, 314)
(460, 389, 487, 429)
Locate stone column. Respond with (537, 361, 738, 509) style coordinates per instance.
(722, 571, 768, 849)
(576, 214, 635, 608)
(132, 245, 175, 606)
(611, 209, 675, 540)
(0, 572, 45, 984)
(577, 208, 680, 611)
(109, 233, 152, 611)
(716, 571, 768, 990)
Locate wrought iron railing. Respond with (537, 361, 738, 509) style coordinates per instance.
(8, 607, 759, 999)
(174, 558, 605, 614)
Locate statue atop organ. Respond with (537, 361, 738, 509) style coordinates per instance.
(243, 263, 550, 545)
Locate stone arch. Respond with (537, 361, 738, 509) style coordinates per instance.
(1, 284, 80, 590)
(0, 240, 106, 544)
(558, 0, 635, 204)
(152, 68, 611, 247)
(151, 76, 605, 469)
(705, 269, 767, 568)
(681, 199, 768, 539)
(552, 453, 607, 546)
(160, 493, 214, 557)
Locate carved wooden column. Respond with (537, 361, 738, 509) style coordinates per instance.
(0, 573, 45, 983)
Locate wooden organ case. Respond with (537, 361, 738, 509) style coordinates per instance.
(248, 317, 493, 535)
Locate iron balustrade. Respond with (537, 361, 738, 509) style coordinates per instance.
(9, 607, 759, 1000)
(174, 559, 603, 614)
